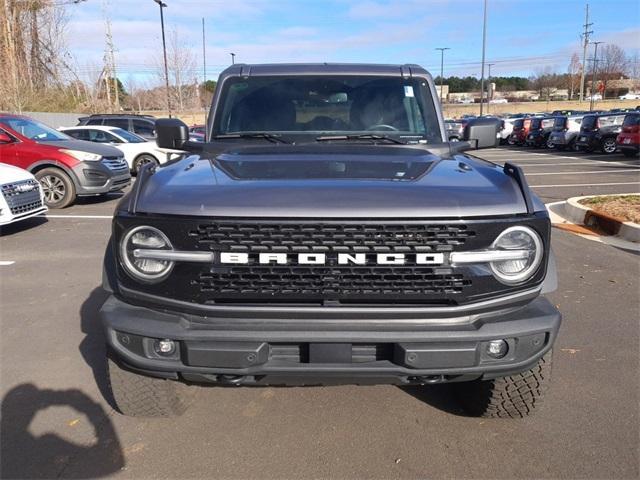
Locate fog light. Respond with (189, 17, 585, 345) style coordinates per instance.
(154, 339, 176, 356)
(486, 339, 508, 359)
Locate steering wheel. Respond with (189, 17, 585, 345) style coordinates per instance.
(366, 124, 399, 131)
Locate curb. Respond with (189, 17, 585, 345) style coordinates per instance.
(563, 194, 640, 243)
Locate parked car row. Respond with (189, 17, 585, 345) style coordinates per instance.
(0, 113, 201, 212)
(0, 114, 131, 209)
(493, 110, 639, 157)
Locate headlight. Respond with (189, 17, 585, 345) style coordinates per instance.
(59, 149, 102, 162)
(120, 226, 174, 282)
(489, 226, 543, 285)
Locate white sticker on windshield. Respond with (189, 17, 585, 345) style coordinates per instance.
(404, 85, 415, 97)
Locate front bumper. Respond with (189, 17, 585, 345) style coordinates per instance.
(101, 294, 561, 385)
(72, 162, 131, 196)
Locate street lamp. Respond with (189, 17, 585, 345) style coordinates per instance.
(230, 53, 236, 65)
(153, 0, 171, 118)
(486, 63, 495, 113)
(589, 41, 604, 112)
(435, 47, 450, 104)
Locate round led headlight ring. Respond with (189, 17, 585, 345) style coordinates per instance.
(120, 226, 174, 283)
(489, 225, 543, 285)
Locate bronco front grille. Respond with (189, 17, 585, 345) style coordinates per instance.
(188, 223, 475, 253)
(195, 265, 470, 299)
(116, 217, 550, 307)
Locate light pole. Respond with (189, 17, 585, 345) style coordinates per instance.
(435, 47, 450, 104)
(153, 0, 171, 117)
(589, 41, 603, 112)
(486, 63, 494, 113)
(230, 52, 236, 65)
(479, 0, 488, 116)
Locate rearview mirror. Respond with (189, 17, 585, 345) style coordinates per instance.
(155, 118, 189, 149)
(463, 117, 501, 149)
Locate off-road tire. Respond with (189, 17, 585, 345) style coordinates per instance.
(107, 354, 192, 417)
(35, 167, 76, 208)
(454, 350, 552, 418)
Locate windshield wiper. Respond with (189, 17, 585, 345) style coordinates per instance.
(213, 133, 290, 144)
(315, 134, 406, 145)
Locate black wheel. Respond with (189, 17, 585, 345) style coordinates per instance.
(454, 350, 552, 418)
(107, 354, 193, 417)
(622, 149, 638, 158)
(602, 138, 617, 154)
(133, 154, 159, 175)
(507, 136, 516, 146)
(35, 167, 76, 208)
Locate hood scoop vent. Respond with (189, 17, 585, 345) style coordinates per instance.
(215, 158, 433, 181)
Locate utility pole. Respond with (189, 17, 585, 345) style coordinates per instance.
(153, 0, 171, 117)
(435, 47, 450, 104)
(104, 1, 119, 111)
(202, 17, 207, 139)
(589, 41, 603, 111)
(579, 3, 593, 102)
(486, 63, 495, 113)
(479, 0, 488, 116)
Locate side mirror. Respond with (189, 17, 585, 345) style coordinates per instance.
(155, 118, 189, 149)
(0, 132, 13, 144)
(463, 117, 501, 149)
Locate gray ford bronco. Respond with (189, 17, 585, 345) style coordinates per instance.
(100, 63, 561, 418)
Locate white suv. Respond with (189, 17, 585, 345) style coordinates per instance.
(0, 163, 47, 226)
(60, 126, 184, 174)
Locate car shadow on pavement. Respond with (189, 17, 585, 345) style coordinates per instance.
(399, 384, 471, 417)
(0, 384, 124, 479)
(79, 287, 117, 410)
(75, 191, 126, 207)
(0, 216, 48, 236)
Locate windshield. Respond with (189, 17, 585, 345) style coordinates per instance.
(530, 118, 542, 129)
(111, 128, 146, 143)
(3, 117, 69, 141)
(213, 75, 441, 143)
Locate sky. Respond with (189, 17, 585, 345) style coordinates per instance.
(64, 0, 640, 87)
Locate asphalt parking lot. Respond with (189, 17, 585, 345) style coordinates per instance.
(1, 146, 638, 479)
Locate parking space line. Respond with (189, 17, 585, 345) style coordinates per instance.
(530, 182, 640, 188)
(519, 162, 640, 167)
(526, 169, 640, 176)
(40, 214, 113, 219)
(0, 261, 16, 266)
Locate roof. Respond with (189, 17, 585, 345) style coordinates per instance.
(61, 125, 120, 132)
(220, 63, 430, 78)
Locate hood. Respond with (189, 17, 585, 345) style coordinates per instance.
(41, 139, 124, 157)
(132, 144, 528, 218)
(0, 162, 36, 183)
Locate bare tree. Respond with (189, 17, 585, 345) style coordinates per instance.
(155, 29, 198, 112)
(567, 52, 582, 99)
(596, 44, 628, 99)
(531, 67, 559, 101)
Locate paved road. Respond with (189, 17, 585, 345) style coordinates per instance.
(1, 147, 638, 479)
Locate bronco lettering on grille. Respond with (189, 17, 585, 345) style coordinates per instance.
(219, 252, 445, 265)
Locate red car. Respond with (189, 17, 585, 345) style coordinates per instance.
(508, 117, 533, 145)
(0, 114, 131, 208)
(616, 112, 640, 157)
